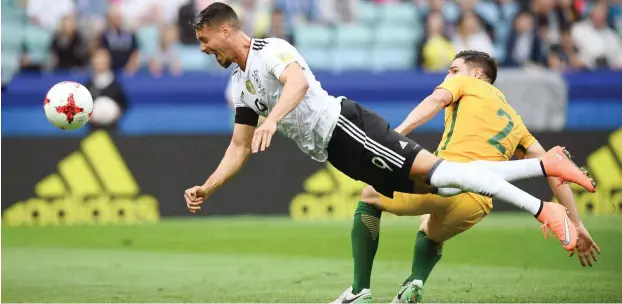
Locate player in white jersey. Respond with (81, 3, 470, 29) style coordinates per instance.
(183, 3, 595, 252)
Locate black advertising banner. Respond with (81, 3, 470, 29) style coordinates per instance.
(2, 129, 621, 226)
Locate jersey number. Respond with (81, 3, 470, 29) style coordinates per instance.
(487, 108, 514, 155)
(255, 99, 267, 112)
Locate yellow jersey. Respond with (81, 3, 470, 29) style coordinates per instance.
(435, 75, 537, 162)
(434, 76, 537, 213)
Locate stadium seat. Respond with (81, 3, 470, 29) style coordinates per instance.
(1, 23, 24, 51)
(379, 2, 417, 25)
(356, 1, 378, 25)
(370, 47, 414, 71)
(476, 1, 500, 25)
(2, 51, 21, 83)
(137, 25, 160, 54)
(334, 25, 372, 47)
(374, 25, 421, 48)
(178, 45, 211, 71)
(297, 46, 333, 70)
(443, 2, 461, 23)
(332, 48, 369, 71)
(494, 44, 506, 63)
(24, 25, 53, 64)
(293, 25, 333, 48)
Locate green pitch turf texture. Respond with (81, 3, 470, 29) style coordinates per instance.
(2, 214, 621, 303)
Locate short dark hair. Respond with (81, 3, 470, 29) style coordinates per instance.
(191, 2, 240, 30)
(454, 50, 498, 84)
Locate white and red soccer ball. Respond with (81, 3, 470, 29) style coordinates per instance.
(44, 81, 94, 130)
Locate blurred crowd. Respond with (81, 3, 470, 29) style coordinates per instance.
(3, 0, 622, 77)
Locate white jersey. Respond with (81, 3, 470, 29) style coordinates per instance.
(230, 38, 342, 162)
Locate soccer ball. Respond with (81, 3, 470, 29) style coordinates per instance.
(44, 81, 94, 130)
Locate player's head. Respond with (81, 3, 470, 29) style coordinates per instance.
(192, 2, 242, 68)
(446, 50, 497, 84)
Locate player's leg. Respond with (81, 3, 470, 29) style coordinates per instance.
(436, 147, 596, 197)
(394, 194, 487, 304)
(409, 150, 578, 251)
(349, 188, 444, 292)
(335, 190, 449, 303)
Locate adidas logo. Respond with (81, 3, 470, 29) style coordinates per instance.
(553, 128, 622, 216)
(2, 130, 160, 226)
(400, 140, 408, 149)
(289, 163, 398, 220)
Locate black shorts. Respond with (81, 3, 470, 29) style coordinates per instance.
(327, 99, 423, 198)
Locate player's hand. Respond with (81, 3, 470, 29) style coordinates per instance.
(252, 118, 277, 153)
(185, 186, 208, 214)
(569, 223, 601, 267)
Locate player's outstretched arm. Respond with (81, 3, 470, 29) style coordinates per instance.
(394, 88, 452, 135)
(520, 141, 601, 266)
(185, 123, 254, 213)
(203, 123, 255, 193)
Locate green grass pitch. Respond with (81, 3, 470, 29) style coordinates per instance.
(2, 214, 621, 303)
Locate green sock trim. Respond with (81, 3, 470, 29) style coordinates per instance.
(355, 201, 382, 218)
(352, 201, 382, 294)
(405, 230, 442, 285)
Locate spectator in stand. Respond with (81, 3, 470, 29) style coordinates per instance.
(50, 15, 87, 70)
(114, 0, 186, 28)
(148, 25, 183, 76)
(86, 49, 128, 132)
(504, 10, 544, 67)
(26, 0, 75, 29)
(548, 28, 585, 71)
(419, 0, 454, 35)
(86, 49, 127, 130)
(276, 0, 320, 31)
(316, 0, 356, 24)
(239, 0, 271, 37)
(262, 8, 295, 45)
(178, 0, 201, 45)
(531, 0, 562, 46)
(571, 1, 622, 70)
(97, 5, 140, 75)
(452, 11, 495, 56)
(557, 0, 581, 27)
(416, 11, 455, 71)
(456, 0, 496, 42)
(178, 0, 222, 44)
(75, 0, 109, 38)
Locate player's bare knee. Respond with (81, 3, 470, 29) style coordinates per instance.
(419, 214, 431, 230)
(360, 185, 381, 204)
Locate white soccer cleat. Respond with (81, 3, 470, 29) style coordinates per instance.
(331, 286, 372, 303)
(392, 280, 424, 303)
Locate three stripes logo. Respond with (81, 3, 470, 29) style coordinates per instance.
(553, 128, 622, 215)
(252, 39, 268, 51)
(2, 130, 160, 226)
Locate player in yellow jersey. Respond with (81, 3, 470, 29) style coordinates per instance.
(332, 51, 600, 304)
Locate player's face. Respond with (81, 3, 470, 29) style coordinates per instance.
(196, 24, 233, 68)
(445, 58, 483, 81)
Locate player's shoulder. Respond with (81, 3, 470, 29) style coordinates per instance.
(230, 66, 242, 82)
(253, 38, 296, 57)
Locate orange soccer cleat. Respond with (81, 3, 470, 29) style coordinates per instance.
(540, 146, 596, 192)
(537, 202, 577, 251)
